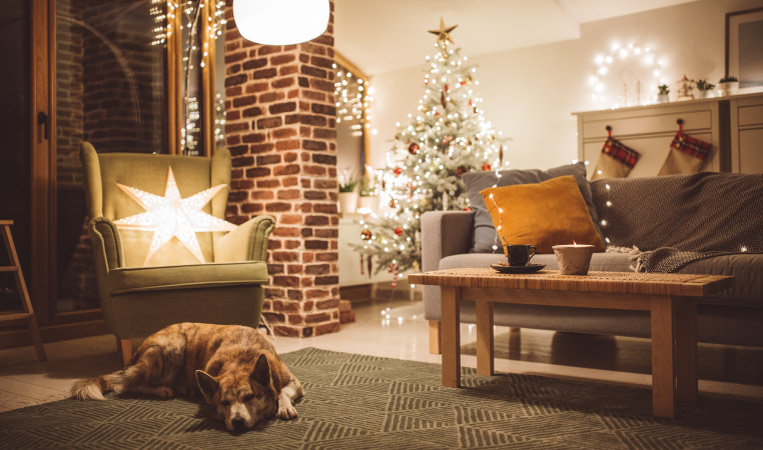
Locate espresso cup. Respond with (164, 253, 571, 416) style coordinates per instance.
(506, 244, 537, 266)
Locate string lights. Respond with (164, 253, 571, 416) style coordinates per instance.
(589, 42, 667, 109)
(333, 63, 376, 137)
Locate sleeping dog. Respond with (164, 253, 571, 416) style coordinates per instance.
(71, 323, 303, 432)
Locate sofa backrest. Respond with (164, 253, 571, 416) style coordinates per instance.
(589, 172, 763, 253)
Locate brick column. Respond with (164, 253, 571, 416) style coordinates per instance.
(223, 1, 339, 337)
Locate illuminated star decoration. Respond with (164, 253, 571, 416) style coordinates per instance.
(114, 167, 236, 265)
(428, 17, 458, 44)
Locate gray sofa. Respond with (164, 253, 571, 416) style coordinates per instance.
(421, 174, 763, 351)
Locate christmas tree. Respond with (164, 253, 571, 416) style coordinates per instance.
(356, 19, 508, 277)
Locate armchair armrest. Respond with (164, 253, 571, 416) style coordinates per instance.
(215, 215, 276, 262)
(88, 217, 125, 271)
(421, 211, 475, 272)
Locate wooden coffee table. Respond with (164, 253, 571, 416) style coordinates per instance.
(407, 268, 734, 418)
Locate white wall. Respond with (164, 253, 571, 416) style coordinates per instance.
(368, 0, 763, 171)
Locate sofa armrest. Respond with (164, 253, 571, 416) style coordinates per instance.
(88, 217, 124, 271)
(214, 215, 276, 263)
(421, 211, 475, 272)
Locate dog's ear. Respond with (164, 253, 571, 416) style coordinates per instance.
(195, 370, 219, 403)
(251, 354, 270, 387)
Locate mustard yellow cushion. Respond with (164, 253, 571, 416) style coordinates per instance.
(480, 175, 606, 254)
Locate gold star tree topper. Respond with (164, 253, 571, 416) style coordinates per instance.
(114, 167, 236, 265)
(428, 17, 457, 44)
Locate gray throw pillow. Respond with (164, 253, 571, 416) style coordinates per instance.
(463, 162, 603, 253)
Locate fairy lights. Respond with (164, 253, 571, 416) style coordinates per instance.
(333, 63, 375, 136)
(590, 42, 667, 109)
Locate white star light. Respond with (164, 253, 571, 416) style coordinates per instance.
(114, 167, 236, 265)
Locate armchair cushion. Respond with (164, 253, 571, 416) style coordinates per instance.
(107, 261, 268, 295)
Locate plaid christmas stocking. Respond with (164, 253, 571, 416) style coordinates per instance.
(591, 137, 640, 180)
(658, 131, 712, 175)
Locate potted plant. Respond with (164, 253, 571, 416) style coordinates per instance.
(695, 79, 715, 98)
(356, 174, 378, 214)
(657, 84, 670, 103)
(338, 170, 359, 214)
(717, 76, 738, 97)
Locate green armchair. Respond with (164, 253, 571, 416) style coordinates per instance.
(80, 142, 274, 365)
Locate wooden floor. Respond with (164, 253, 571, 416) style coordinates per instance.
(1, 298, 762, 413)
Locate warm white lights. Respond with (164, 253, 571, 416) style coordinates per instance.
(233, 0, 329, 45)
(114, 168, 236, 265)
(589, 42, 665, 109)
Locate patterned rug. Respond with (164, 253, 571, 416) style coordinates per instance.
(1, 347, 762, 449)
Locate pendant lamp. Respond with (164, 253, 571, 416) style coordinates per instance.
(233, 0, 330, 45)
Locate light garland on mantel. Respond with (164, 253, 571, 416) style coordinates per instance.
(589, 42, 667, 110)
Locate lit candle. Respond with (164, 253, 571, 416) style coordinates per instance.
(552, 243, 595, 275)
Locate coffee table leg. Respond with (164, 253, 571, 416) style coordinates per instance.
(476, 300, 494, 376)
(441, 286, 461, 388)
(675, 297, 698, 402)
(651, 296, 676, 418)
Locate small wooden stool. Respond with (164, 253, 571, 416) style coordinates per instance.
(0, 220, 46, 361)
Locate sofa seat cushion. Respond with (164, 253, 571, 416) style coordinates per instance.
(107, 261, 268, 295)
(678, 253, 763, 303)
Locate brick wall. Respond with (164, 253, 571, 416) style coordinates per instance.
(223, 1, 340, 337)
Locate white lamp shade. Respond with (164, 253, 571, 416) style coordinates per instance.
(233, 0, 330, 45)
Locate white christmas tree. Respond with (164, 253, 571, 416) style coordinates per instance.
(356, 19, 508, 277)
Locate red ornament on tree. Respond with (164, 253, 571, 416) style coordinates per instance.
(460, 80, 467, 86)
(482, 163, 492, 171)
(394, 227, 403, 236)
(408, 143, 419, 154)
(456, 166, 468, 177)
(394, 167, 402, 176)
(445, 84, 450, 92)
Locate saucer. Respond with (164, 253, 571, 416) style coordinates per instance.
(490, 262, 546, 274)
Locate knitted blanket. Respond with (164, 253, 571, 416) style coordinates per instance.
(590, 172, 763, 273)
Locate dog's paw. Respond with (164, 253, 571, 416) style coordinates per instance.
(154, 386, 174, 398)
(277, 404, 298, 420)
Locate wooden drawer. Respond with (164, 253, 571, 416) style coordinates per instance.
(739, 105, 763, 127)
(582, 109, 713, 139)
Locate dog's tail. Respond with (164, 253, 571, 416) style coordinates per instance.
(70, 371, 128, 400)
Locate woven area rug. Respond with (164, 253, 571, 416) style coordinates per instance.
(1, 348, 762, 449)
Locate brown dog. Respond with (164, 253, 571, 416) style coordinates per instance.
(71, 323, 303, 431)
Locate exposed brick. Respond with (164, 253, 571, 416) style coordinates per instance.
(317, 298, 340, 309)
(259, 91, 285, 103)
(242, 106, 263, 117)
(314, 276, 339, 285)
(256, 117, 282, 129)
(269, 102, 297, 114)
(304, 215, 329, 226)
(242, 58, 267, 70)
(256, 154, 281, 165)
(311, 104, 336, 116)
(305, 240, 328, 250)
(314, 321, 340, 336)
(225, 1, 338, 338)
(305, 312, 331, 324)
(312, 152, 334, 163)
(225, 74, 247, 86)
(273, 164, 300, 176)
(252, 68, 277, 79)
(271, 54, 296, 65)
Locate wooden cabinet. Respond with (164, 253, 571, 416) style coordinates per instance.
(731, 94, 763, 174)
(574, 92, 763, 177)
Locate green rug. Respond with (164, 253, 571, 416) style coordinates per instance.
(1, 347, 762, 449)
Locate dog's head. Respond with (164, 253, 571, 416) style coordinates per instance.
(195, 353, 278, 432)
